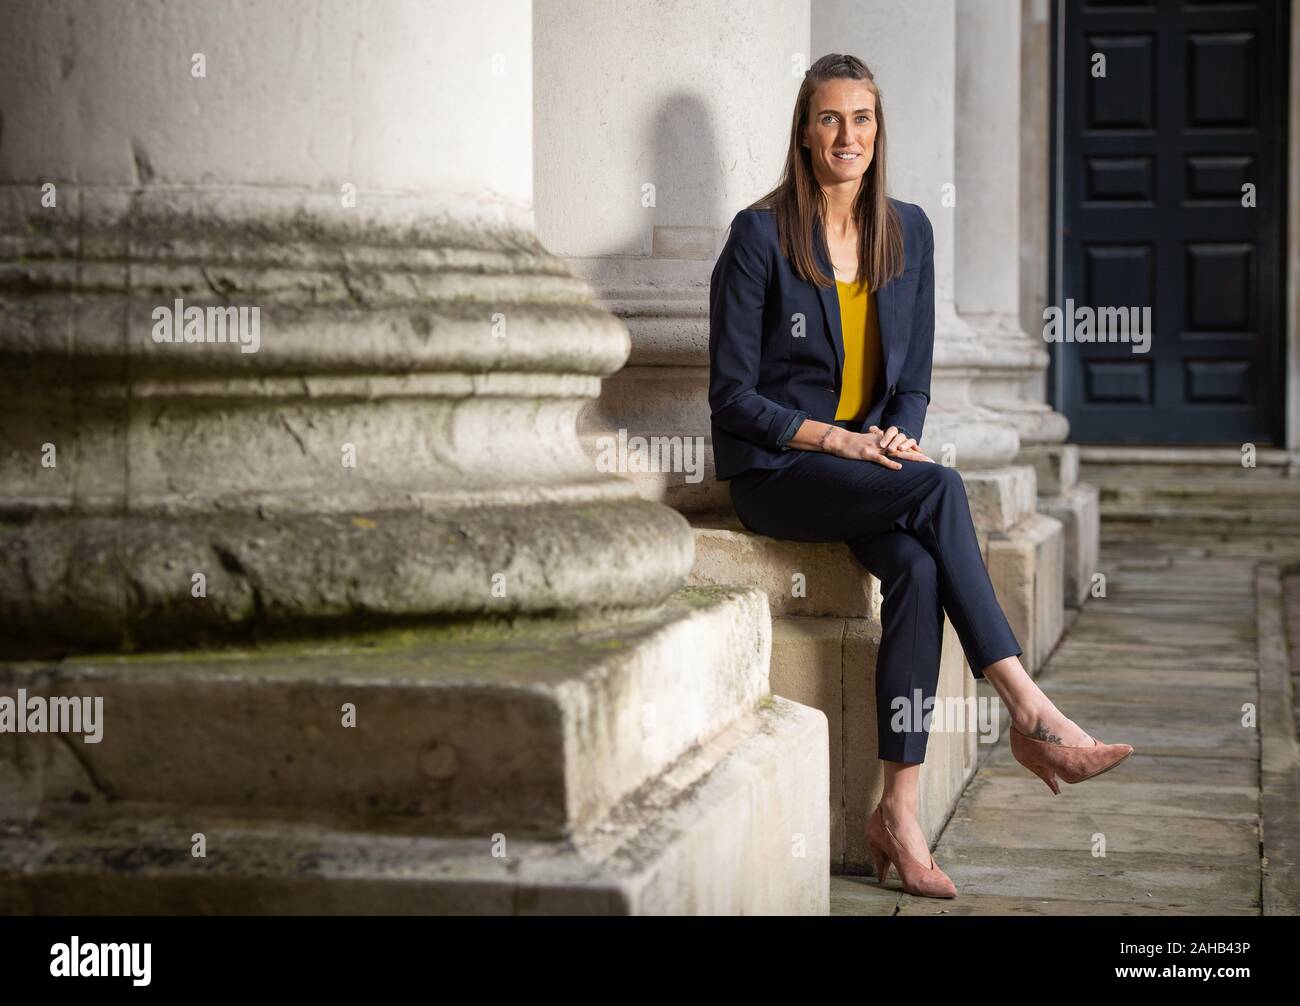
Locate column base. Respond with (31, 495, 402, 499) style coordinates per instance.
(0, 499, 694, 656)
(0, 695, 827, 915)
(0, 584, 829, 913)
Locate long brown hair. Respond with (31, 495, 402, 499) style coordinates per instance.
(748, 53, 904, 292)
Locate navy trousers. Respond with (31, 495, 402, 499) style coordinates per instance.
(728, 451, 1022, 763)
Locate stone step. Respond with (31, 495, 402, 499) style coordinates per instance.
(1098, 504, 1300, 526)
(1088, 475, 1300, 512)
(0, 696, 829, 915)
(1097, 485, 1300, 505)
(688, 522, 876, 619)
(1080, 458, 1296, 485)
(0, 586, 773, 839)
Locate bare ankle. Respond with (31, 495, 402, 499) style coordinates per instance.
(878, 794, 918, 819)
(1012, 708, 1044, 735)
(1011, 697, 1057, 735)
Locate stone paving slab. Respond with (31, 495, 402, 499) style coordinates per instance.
(939, 805, 1258, 860)
(1059, 628, 1256, 649)
(893, 893, 1257, 916)
(979, 747, 1256, 786)
(1043, 657, 1257, 676)
(1034, 668, 1255, 690)
(1052, 628, 1255, 648)
(1065, 607, 1256, 627)
(979, 713, 1255, 756)
(1096, 583, 1258, 602)
(1055, 613, 1255, 633)
(828, 875, 902, 916)
(927, 846, 1258, 909)
(1011, 678, 1255, 708)
(958, 776, 1257, 821)
(991, 703, 1258, 746)
(1042, 645, 1257, 670)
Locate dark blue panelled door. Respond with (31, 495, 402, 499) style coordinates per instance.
(1053, 0, 1289, 443)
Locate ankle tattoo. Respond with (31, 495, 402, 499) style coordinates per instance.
(1030, 724, 1064, 745)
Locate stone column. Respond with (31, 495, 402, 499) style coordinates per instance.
(1, 0, 691, 651)
(0, 0, 826, 913)
(954, 0, 1099, 610)
(813, 0, 1065, 672)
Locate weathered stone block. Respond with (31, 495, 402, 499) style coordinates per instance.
(1020, 443, 1080, 496)
(0, 695, 829, 915)
(689, 525, 874, 618)
(0, 586, 776, 840)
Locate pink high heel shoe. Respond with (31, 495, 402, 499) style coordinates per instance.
(1009, 722, 1134, 795)
(866, 805, 957, 899)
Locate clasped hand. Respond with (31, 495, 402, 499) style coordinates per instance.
(823, 424, 934, 469)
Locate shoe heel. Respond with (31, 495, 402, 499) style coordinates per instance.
(869, 839, 891, 883)
(1031, 763, 1060, 795)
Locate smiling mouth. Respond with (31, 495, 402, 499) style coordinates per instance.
(833, 151, 860, 161)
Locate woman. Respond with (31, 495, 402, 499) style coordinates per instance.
(708, 54, 1133, 899)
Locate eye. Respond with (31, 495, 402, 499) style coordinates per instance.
(820, 114, 836, 125)
(857, 115, 870, 124)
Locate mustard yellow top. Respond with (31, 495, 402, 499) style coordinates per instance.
(834, 278, 884, 422)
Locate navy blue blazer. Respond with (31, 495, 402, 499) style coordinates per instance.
(707, 197, 935, 481)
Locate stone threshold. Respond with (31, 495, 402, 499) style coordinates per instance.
(1079, 445, 1298, 468)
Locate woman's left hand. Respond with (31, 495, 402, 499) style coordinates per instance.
(869, 425, 934, 463)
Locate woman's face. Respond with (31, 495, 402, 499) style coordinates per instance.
(802, 79, 877, 188)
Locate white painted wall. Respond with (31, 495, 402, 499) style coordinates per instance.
(534, 0, 808, 257)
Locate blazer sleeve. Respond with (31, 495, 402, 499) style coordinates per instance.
(880, 206, 934, 442)
(708, 210, 809, 452)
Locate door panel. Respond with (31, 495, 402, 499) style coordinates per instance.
(1053, 0, 1289, 444)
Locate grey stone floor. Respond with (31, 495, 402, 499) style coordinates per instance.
(832, 513, 1300, 917)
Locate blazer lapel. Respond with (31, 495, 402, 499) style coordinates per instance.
(813, 216, 900, 388)
(812, 217, 845, 378)
(876, 272, 898, 385)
